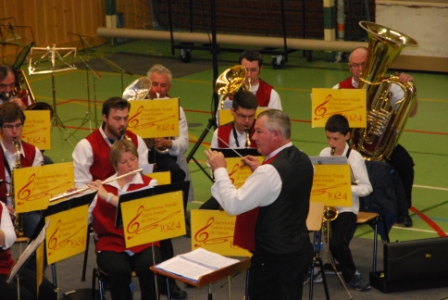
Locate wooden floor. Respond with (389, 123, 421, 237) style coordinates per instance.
(14, 39, 448, 298)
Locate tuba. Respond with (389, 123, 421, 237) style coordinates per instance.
(349, 21, 418, 161)
(215, 65, 248, 109)
(122, 77, 172, 154)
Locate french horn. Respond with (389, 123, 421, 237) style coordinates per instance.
(215, 65, 248, 109)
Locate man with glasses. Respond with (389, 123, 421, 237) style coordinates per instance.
(0, 102, 44, 235)
(217, 49, 282, 125)
(334, 46, 417, 227)
(200, 90, 258, 210)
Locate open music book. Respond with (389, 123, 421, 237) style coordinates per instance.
(154, 248, 239, 282)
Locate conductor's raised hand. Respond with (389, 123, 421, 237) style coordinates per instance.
(205, 149, 227, 171)
(242, 155, 261, 172)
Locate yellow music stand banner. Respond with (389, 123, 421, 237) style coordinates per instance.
(121, 191, 185, 248)
(127, 98, 179, 138)
(13, 162, 74, 213)
(310, 164, 352, 207)
(225, 156, 264, 188)
(45, 204, 89, 265)
(219, 108, 266, 126)
(22, 110, 51, 150)
(145, 171, 171, 185)
(191, 210, 251, 257)
(311, 88, 366, 128)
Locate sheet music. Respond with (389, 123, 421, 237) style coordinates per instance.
(154, 248, 239, 282)
(309, 156, 358, 185)
(7, 219, 50, 283)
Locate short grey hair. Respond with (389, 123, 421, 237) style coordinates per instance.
(257, 109, 291, 139)
(146, 64, 172, 84)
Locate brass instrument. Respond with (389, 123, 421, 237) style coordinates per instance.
(215, 65, 247, 109)
(245, 127, 251, 148)
(11, 138, 25, 237)
(120, 128, 131, 141)
(323, 147, 338, 222)
(122, 77, 151, 101)
(349, 21, 418, 161)
(122, 77, 175, 155)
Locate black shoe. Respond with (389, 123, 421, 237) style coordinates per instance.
(396, 215, 413, 227)
(161, 282, 188, 299)
(349, 274, 371, 292)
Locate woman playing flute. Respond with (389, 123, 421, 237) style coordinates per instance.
(87, 139, 161, 300)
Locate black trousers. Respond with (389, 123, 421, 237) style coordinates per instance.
(387, 144, 415, 214)
(0, 268, 56, 300)
(248, 243, 313, 300)
(329, 212, 358, 283)
(97, 247, 161, 300)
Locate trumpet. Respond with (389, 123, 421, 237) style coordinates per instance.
(49, 168, 143, 202)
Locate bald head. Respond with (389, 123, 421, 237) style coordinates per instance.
(348, 47, 368, 83)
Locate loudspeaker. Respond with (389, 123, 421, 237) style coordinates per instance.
(370, 237, 448, 293)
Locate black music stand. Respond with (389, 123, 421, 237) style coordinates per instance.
(185, 0, 220, 181)
(38, 191, 96, 298)
(28, 45, 77, 146)
(7, 219, 50, 300)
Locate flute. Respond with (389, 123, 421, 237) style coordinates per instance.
(49, 168, 143, 202)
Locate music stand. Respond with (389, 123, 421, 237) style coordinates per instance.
(185, 0, 220, 179)
(7, 219, 50, 300)
(28, 45, 77, 146)
(68, 32, 103, 133)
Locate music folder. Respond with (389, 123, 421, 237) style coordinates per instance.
(115, 181, 190, 228)
(27, 190, 96, 242)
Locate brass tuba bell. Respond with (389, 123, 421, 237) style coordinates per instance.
(349, 21, 418, 161)
(215, 65, 247, 109)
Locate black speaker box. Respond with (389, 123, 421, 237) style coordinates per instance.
(370, 237, 448, 293)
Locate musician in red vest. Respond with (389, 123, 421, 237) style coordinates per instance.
(334, 47, 417, 227)
(0, 201, 57, 299)
(200, 90, 258, 210)
(205, 109, 313, 300)
(0, 102, 44, 238)
(0, 65, 32, 110)
(72, 97, 148, 188)
(216, 49, 282, 125)
(87, 139, 160, 300)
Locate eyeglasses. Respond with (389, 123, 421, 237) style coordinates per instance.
(235, 112, 255, 120)
(349, 62, 365, 69)
(2, 123, 23, 129)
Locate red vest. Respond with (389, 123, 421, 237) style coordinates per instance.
(85, 129, 139, 181)
(0, 141, 37, 204)
(217, 122, 257, 149)
(92, 175, 160, 253)
(338, 77, 355, 89)
(233, 154, 278, 251)
(0, 204, 15, 275)
(255, 79, 273, 107)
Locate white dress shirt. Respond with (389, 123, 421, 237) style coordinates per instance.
(72, 126, 148, 188)
(1, 201, 16, 249)
(211, 143, 294, 215)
